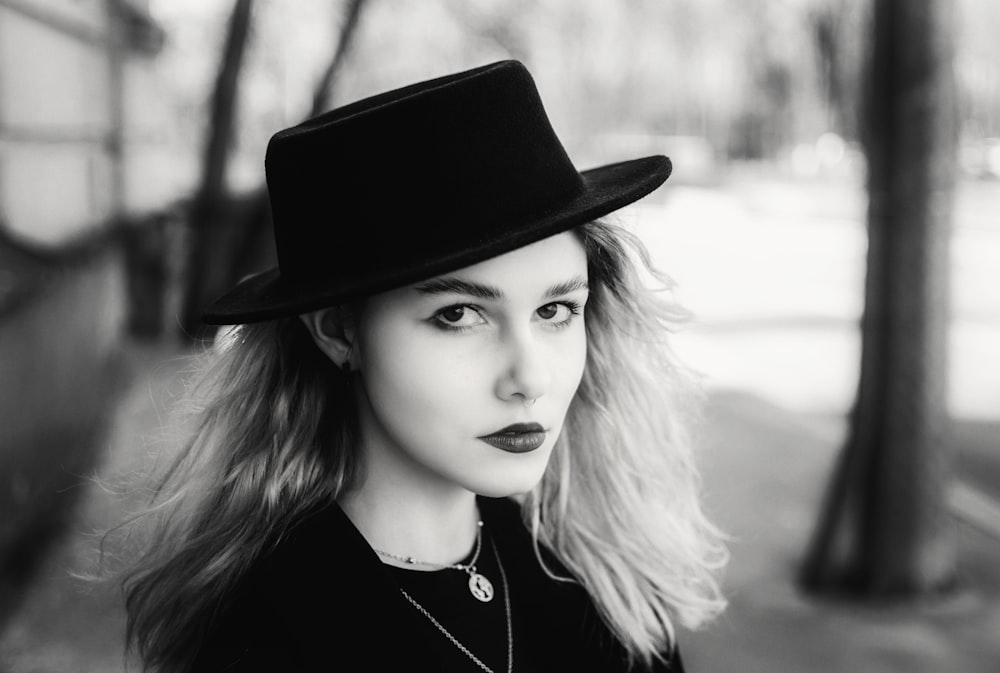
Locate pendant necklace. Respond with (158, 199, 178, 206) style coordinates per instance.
(398, 538, 513, 673)
(374, 519, 495, 602)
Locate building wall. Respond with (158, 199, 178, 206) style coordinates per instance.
(0, 0, 119, 246)
(0, 0, 170, 607)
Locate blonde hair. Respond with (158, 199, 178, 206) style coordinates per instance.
(527, 219, 727, 666)
(120, 219, 726, 670)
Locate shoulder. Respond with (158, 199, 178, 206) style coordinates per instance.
(193, 501, 430, 672)
(476, 495, 580, 580)
(477, 496, 686, 672)
(190, 546, 304, 671)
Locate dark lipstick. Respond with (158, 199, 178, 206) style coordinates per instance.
(478, 423, 546, 453)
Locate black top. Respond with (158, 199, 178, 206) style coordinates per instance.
(192, 496, 685, 672)
(385, 531, 515, 672)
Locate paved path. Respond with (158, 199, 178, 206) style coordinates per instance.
(683, 391, 1000, 673)
(0, 344, 188, 673)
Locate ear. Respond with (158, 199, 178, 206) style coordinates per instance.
(299, 308, 357, 369)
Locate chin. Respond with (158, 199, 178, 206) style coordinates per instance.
(472, 478, 540, 499)
(465, 450, 552, 498)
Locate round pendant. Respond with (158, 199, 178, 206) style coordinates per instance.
(468, 571, 495, 602)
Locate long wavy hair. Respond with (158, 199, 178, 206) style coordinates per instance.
(120, 218, 727, 671)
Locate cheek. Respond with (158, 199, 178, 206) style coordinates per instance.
(556, 328, 588, 401)
(357, 315, 588, 433)
(358, 325, 482, 429)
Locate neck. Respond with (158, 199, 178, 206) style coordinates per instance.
(338, 385, 483, 566)
(338, 476, 480, 567)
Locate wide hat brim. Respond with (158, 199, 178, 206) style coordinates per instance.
(203, 60, 672, 325)
(202, 155, 670, 325)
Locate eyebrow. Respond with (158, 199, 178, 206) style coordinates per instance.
(413, 275, 589, 301)
(545, 277, 589, 298)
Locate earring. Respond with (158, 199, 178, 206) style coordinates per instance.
(522, 397, 536, 408)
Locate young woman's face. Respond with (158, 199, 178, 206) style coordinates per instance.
(351, 231, 590, 498)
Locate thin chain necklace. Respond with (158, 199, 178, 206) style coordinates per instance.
(374, 520, 495, 602)
(398, 537, 513, 673)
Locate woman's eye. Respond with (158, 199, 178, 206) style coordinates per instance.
(536, 302, 578, 323)
(440, 306, 466, 323)
(433, 305, 486, 330)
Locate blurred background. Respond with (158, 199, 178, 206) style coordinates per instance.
(0, 0, 998, 671)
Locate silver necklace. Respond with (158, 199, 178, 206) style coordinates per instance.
(375, 520, 495, 602)
(398, 538, 513, 673)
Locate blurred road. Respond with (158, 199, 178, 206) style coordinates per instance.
(635, 174, 1000, 419)
(632, 174, 1000, 671)
(683, 390, 1000, 673)
(633, 173, 1000, 514)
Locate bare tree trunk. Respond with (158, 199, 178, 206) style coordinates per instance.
(811, 1, 858, 140)
(179, 0, 373, 340)
(211, 0, 373, 305)
(179, 0, 254, 338)
(310, 0, 368, 116)
(799, 0, 958, 597)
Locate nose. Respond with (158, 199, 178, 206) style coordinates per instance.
(494, 327, 550, 405)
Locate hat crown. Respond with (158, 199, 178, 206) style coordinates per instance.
(202, 60, 671, 324)
(266, 60, 584, 289)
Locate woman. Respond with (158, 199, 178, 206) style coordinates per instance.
(123, 60, 726, 672)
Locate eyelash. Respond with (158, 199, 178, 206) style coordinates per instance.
(543, 300, 582, 330)
(431, 300, 583, 333)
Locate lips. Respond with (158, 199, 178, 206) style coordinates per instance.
(478, 423, 546, 453)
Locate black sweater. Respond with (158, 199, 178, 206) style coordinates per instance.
(192, 496, 685, 672)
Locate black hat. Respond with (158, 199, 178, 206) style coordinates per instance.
(202, 60, 671, 324)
